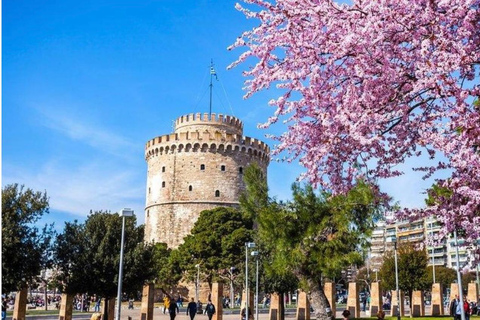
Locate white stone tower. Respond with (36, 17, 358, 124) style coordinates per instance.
(144, 112, 270, 248)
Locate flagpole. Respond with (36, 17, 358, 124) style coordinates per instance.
(209, 59, 214, 116)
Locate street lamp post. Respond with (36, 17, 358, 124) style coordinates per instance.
(453, 229, 466, 320)
(195, 264, 200, 302)
(116, 208, 134, 320)
(230, 267, 236, 309)
(389, 235, 401, 320)
(245, 242, 256, 320)
(251, 251, 259, 320)
(429, 219, 436, 283)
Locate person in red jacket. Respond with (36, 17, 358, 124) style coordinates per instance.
(464, 297, 471, 320)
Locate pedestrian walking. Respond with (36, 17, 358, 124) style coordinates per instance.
(205, 300, 216, 320)
(187, 297, 197, 320)
(450, 295, 461, 320)
(464, 297, 471, 320)
(168, 297, 180, 320)
(164, 296, 171, 314)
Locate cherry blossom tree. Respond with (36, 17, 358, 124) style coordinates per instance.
(229, 0, 479, 250)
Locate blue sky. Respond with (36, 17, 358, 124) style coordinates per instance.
(2, 0, 443, 228)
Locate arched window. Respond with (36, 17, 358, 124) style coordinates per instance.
(200, 164, 205, 170)
(215, 190, 220, 197)
(148, 187, 151, 194)
(239, 167, 243, 174)
(162, 166, 166, 172)
(147, 210, 149, 218)
(221, 165, 226, 171)
(162, 181, 166, 188)
(189, 185, 193, 191)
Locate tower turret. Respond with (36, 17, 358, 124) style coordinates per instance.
(145, 112, 269, 248)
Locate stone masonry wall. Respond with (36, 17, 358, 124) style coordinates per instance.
(145, 113, 269, 248)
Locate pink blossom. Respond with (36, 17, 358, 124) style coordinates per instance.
(230, 0, 480, 254)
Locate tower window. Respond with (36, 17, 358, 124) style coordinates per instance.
(147, 210, 149, 218)
(148, 187, 151, 194)
(221, 165, 226, 171)
(200, 164, 205, 171)
(189, 185, 193, 191)
(215, 190, 220, 197)
(239, 167, 243, 174)
(162, 166, 166, 172)
(162, 181, 166, 188)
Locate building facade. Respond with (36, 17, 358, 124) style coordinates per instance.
(369, 216, 480, 271)
(144, 112, 270, 248)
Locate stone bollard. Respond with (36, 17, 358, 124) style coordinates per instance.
(58, 293, 73, 320)
(346, 282, 360, 318)
(295, 291, 310, 320)
(140, 283, 154, 320)
(268, 293, 283, 320)
(323, 282, 336, 317)
(430, 283, 444, 316)
(212, 282, 223, 320)
(411, 290, 425, 317)
(390, 290, 405, 317)
(369, 282, 382, 316)
(13, 288, 28, 320)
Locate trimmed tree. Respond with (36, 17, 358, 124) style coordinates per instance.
(379, 242, 429, 305)
(177, 207, 255, 289)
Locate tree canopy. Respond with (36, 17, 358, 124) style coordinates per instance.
(53, 211, 155, 298)
(2, 184, 55, 293)
(379, 242, 429, 303)
(241, 164, 382, 320)
(229, 0, 480, 253)
(177, 207, 254, 288)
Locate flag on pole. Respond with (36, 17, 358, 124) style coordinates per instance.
(210, 66, 218, 80)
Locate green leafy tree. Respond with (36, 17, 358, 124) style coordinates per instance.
(240, 164, 299, 320)
(425, 266, 456, 291)
(177, 207, 254, 289)
(379, 242, 429, 305)
(53, 220, 89, 294)
(241, 162, 382, 320)
(151, 242, 183, 297)
(53, 211, 155, 300)
(2, 184, 55, 293)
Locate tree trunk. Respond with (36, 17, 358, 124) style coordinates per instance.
(408, 291, 413, 319)
(44, 286, 48, 311)
(279, 293, 285, 320)
(307, 278, 332, 320)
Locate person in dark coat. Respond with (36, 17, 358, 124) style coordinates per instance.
(205, 300, 216, 320)
(168, 297, 180, 320)
(187, 297, 197, 320)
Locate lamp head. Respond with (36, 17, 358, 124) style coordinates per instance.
(120, 208, 135, 217)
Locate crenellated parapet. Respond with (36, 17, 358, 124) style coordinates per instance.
(174, 113, 243, 135)
(145, 130, 270, 163)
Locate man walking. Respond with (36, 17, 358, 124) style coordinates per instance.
(450, 295, 461, 320)
(205, 300, 216, 320)
(187, 298, 197, 320)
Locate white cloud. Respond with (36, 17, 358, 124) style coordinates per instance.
(34, 105, 138, 161)
(2, 159, 146, 225)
